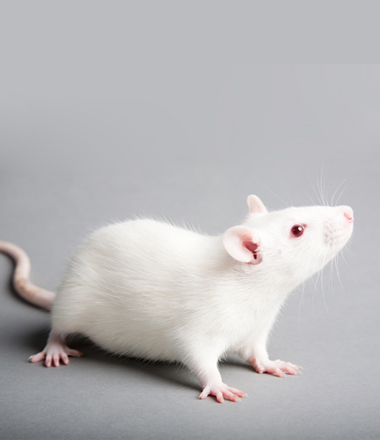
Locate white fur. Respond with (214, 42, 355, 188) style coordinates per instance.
(48, 196, 353, 395)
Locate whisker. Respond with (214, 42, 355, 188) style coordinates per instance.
(287, 192, 294, 207)
(334, 254, 343, 289)
(317, 165, 323, 206)
(302, 187, 318, 206)
(320, 262, 329, 314)
(258, 181, 289, 208)
(331, 178, 347, 206)
(312, 268, 321, 292)
(335, 181, 349, 206)
(339, 248, 350, 267)
(319, 163, 329, 206)
(307, 170, 323, 206)
(330, 257, 337, 293)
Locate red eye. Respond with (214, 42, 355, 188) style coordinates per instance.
(291, 225, 304, 238)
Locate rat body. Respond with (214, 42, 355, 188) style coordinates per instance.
(0, 195, 354, 402)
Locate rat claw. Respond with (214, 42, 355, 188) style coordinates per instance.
(199, 387, 210, 400)
(29, 352, 46, 363)
(45, 356, 52, 368)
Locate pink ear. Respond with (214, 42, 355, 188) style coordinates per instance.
(223, 226, 262, 264)
(247, 195, 267, 215)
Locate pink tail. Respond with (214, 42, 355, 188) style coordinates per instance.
(0, 241, 55, 310)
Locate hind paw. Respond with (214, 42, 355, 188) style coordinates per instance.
(29, 331, 83, 367)
(252, 358, 300, 377)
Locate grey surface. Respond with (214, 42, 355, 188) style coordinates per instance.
(1, 3, 380, 440)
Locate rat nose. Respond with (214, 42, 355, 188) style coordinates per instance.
(343, 207, 354, 223)
(344, 212, 353, 222)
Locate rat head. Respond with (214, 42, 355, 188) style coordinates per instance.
(223, 195, 354, 285)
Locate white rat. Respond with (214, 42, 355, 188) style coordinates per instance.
(0, 195, 354, 403)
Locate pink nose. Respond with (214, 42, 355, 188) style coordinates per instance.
(344, 211, 354, 222)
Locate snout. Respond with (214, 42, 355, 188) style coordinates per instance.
(325, 205, 354, 250)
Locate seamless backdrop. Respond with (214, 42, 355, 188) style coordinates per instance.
(1, 2, 380, 440)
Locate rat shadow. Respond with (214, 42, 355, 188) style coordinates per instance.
(21, 324, 201, 393)
(20, 324, 255, 394)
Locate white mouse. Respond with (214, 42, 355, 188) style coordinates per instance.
(0, 194, 354, 403)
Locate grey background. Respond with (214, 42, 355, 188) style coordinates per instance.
(1, 2, 379, 440)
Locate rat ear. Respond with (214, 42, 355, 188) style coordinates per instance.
(247, 195, 267, 215)
(223, 226, 262, 264)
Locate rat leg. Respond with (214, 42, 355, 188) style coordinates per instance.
(29, 329, 83, 367)
(239, 328, 300, 377)
(186, 348, 246, 403)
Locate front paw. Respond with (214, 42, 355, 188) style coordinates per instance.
(199, 383, 246, 403)
(252, 359, 300, 377)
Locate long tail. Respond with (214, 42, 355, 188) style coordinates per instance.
(0, 241, 55, 310)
